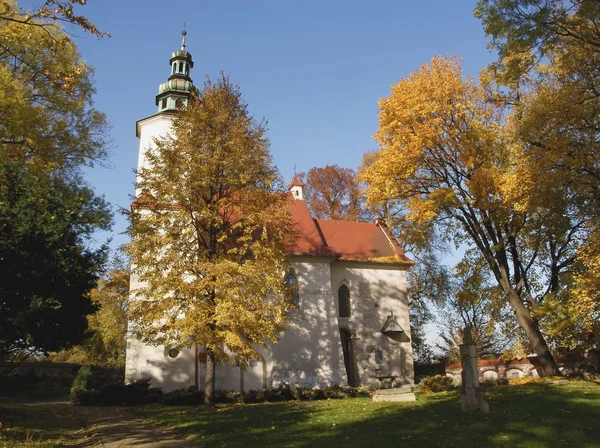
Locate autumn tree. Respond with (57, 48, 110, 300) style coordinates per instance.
(436, 251, 513, 362)
(49, 259, 129, 368)
(1, 0, 108, 38)
(127, 75, 293, 408)
(297, 165, 366, 221)
(0, 0, 111, 366)
(359, 57, 589, 375)
(476, 0, 600, 349)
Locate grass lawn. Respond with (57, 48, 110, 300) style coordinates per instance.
(1, 379, 598, 447)
(136, 380, 600, 448)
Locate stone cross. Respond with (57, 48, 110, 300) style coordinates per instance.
(459, 326, 489, 413)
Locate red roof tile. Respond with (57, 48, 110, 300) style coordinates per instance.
(288, 176, 304, 189)
(287, 200, 336, 256)
(286, 198, 412, 264)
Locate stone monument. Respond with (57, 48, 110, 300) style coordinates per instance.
(459, 326, 489, 413)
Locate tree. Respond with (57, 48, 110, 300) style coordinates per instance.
(359, 57, 586, 376)
(1, 0, 108, 38)
(0, 157, 110, 364)
(49, 258, 129, 367)
(436, 251, 513, 363)
(126, 75, 294, 408)
(476, 0, 600, 350)
(298, 165, 366, 221)
(0, 1, 111, 366)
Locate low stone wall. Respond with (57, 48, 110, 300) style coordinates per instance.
(415, 351, 600, 383)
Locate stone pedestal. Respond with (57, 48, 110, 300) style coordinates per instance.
(459, 333, 489, 413)
(372, 385, 416, 402)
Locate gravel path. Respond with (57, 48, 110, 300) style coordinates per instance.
(24, 400, 194, 447)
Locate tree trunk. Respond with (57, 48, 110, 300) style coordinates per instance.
(506, 289, 561, 376)
(204, 348, 216, 408)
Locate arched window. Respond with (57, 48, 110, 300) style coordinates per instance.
(284, 273, 299, 308)
(175, 98, 184, 109)
(338, 284, 350, 318)
(178, 61, 184, 73)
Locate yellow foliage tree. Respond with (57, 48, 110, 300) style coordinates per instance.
(126, 75, 294, 408)
(359, 57, 587, 376)
(476, 0, 600, 350)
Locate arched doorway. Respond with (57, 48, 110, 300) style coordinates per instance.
(340, 329, 358, 386)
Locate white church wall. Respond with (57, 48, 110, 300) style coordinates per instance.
(330, 262, 414, 387)
(269, 257, 346, 388)
(125, 332, 196, 392)
(135, 114, 175, 196)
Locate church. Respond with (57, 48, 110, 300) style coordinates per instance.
(125, 32, 415, 392)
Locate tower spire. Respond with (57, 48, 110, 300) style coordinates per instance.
(154, 29, 199, 113)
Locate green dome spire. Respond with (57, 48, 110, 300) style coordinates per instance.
(155, 29, 199, 113)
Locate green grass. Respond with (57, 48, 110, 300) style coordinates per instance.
(136, 380, 600, 448)
(1, 380, 598, 447)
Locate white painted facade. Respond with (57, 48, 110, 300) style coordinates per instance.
(126, 256, 414, 392)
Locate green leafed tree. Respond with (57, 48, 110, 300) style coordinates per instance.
(0, 0, 111, 366)
(126, 75, 294, 408)
(0, 157, 110, 364)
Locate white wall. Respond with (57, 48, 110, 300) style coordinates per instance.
(269, 258, 346, 388)
(330, 262, 414, 387)
(135, 114, 174, 196)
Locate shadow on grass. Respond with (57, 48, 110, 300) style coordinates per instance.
(139, 381, 600, 448)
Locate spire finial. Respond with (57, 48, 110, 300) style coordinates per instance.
(181, 23, 187, 50)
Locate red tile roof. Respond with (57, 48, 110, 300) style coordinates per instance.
(287, 199, 412, 265)
(288, 176, 305, 189)
(287, 200, 336, 256)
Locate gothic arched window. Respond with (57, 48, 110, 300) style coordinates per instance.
(285, 273, 299, 308)
(338, 284, 350, 318)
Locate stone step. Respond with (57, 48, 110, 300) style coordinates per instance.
(372, 386, 416, 402)
(374, 385, 415, 395)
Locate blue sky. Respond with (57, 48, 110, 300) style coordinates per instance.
(64, 0, 496, 250)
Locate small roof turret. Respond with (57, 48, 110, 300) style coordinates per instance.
(289, 176, 304, 200)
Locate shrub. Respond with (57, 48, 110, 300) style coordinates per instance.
(162, 386, 204, 405)
(70, 365, 92, 401)
(73, 377, 162, 406)
(419, 375, 454, 393)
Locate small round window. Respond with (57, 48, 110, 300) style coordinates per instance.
(164, 343, 181, 360)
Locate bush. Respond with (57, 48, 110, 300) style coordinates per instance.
(162, 386, 204, 405)
(419, 375, 454, 393)
(70, 365, 91, 401)
(73, 377, 162, 406)
(74, 381, 373, 406)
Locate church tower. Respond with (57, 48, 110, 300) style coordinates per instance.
(134, 30, 199, 195)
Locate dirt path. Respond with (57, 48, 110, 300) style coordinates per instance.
(25, 400, 194, 447)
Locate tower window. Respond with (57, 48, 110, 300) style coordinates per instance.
(179, 61, 183, 73)
(161, 99, 167, 109)
(338, 285, 350, 318)
(285, 273, 299, 308)
(175, 98, 184, 109)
